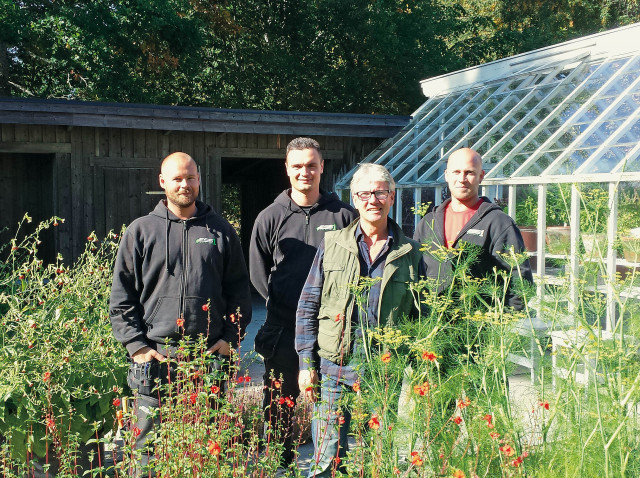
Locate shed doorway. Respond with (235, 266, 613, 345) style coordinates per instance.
(0, 153, 55, 263)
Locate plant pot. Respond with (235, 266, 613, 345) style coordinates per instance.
(546, 226, 571, 255)
(582, 233, 607, 256)
(519, 226, 537, 253)
(621, 236, 640, 263)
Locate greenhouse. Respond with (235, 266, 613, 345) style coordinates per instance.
(337, 22, 640, 337)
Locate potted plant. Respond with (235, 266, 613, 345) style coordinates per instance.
(0, 216, 128, 474)
(515, 185, 571, 254)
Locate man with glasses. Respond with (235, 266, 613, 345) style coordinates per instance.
(249, 137, 357, 468)
(295, 163, 423, 477)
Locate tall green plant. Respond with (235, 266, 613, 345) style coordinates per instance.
(0, 215, 128, 472)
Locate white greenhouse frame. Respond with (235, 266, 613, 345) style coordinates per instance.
(336, 23, 640, 335)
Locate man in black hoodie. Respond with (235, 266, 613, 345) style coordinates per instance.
(413, 147, 533, 310)
(249, 137, 357, 466)
(110, 152, 252, 471)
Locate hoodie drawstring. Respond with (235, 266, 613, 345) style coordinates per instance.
(165, 209, 170, 273)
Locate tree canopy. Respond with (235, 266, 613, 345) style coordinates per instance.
(1, 0, 639, 115)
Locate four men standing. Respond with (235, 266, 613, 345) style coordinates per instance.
(109, 143, 532, 473)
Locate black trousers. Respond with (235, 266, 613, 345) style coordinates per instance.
(256, 324, 301, 465)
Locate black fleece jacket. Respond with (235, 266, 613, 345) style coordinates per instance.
(414, 197, 533, 310)
(249, 189, 357, 326)
(109, 200, 252, 356)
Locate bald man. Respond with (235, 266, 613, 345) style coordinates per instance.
(414, 148, 532, 309)
(109, 152, 252, 472)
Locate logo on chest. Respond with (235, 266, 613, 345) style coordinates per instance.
(195, 237, 216, 245)
(467, 228, 485, 237)
(316, 224, 337, 231)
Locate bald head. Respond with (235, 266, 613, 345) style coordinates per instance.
(159, 152, 200, 219)
(448, 148, 482, 170)
(161, 152, 196, 174)
(445, 148, 485, 208)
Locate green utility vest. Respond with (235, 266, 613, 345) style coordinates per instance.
(316, 219, 423, 364)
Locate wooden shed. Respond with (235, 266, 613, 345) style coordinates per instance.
(0, 98, 408, 262)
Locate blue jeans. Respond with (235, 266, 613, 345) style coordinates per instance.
(308, 376, 350, 478)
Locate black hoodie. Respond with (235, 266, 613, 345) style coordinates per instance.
(109, 200, 252, 356)
(249, 189, 357, 326)
(414, 197, 533, 310)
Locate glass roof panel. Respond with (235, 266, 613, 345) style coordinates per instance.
(337, 38, 640, 191)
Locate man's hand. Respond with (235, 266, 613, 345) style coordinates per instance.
(208, 339, 231, 356)
(131, 346, 165, 363)
(298, 368, 319, 402)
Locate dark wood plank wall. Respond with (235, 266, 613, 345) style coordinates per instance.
(2, 123, 381, 262)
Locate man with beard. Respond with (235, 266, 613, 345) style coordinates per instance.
(110, 152, 252, 474)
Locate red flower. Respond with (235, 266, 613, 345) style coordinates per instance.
(410, 451, 423, 466)
(207, 440, 221, 456)
(46, 418, 55, 430)
(499, 444, 515, 457)
(482, 414, 493, 426)
(511, 456, 523, 467)
(278, 397, 286, 405)
(368, 414, 381, 430)
(210, 385, 220, 394)
(176, 317, 185, 327)
(352, 381, 360, 392)
(230, 314, 236, 323)
(453, 471, 466, 478)
(273, 380, 281, 389)
(43, 372, 51, 382)
(453, 416, 462, 425)
(189, 392, 198, 405)
(284, 397, 294, 408)
(113, 398, 121, 407)
(245, 375, 252, 382)
(53, 222, 58, 226)
(338, 415, 346, 425)
(489, 431, 500, 440)
(457, 397, 471, 409)
(202, 304, 209, 312)
(421, 350, 437, 361)
(539, 400, 550, 410)
(413, 382, 430, 396)
(381, 352, 391, 363)
(132, 427, 142, 437)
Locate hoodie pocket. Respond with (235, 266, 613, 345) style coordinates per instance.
(183, 296, 215, 340)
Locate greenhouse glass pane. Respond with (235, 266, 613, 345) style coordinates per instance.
(623, 150, 640, 172)
(609, 99, 637, 120)
(555, 149, 592, 175)
(517, 151, 560, 177)
(594, 148, 627, 173)
(616, 118, 640, 144)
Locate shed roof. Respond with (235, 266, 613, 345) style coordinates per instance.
(0, 98, 409, 138)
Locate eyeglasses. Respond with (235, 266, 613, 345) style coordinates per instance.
(354, 190, 391, 201)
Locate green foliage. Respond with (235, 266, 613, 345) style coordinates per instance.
(6, 1, 636, 114)
(0, 215, 128, 467)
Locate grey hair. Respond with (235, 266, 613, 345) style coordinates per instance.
(286, 137, 322, 161)
(350, 163, 395, 193)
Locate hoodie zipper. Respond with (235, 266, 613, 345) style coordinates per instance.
(179, 220, 188, 320)
(304, 211, 310, 244)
